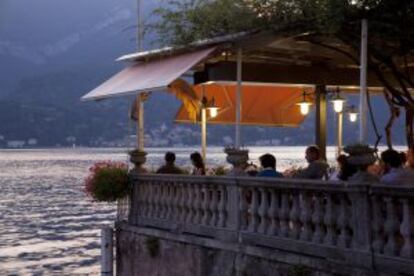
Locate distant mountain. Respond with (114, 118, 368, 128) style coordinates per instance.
(0, 0, 408, 148)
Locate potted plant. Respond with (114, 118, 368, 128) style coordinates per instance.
(84, 161, 129, 202)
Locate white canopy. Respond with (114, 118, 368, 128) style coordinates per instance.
(81, 47, 216, 101)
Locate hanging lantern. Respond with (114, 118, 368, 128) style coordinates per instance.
(202, 97, 219, 118)
(331, 88, 346, 113)
(348, 105, 358, 122)
(296, 91, 312, 115)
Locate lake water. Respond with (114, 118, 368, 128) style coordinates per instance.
(0, 146, 339, 275)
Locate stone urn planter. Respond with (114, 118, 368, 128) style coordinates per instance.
(343, 144, 378, 182)
(129, 149, 148, 174)
(224, 147, 249, 176)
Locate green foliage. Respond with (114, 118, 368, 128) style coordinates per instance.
(84, 162, 129, 202)
(151, 0, 263, 46)
(92, 168, 128, 201)
(145, 237, 160, 258)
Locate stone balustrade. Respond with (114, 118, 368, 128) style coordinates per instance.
(125, 174, 414, 273)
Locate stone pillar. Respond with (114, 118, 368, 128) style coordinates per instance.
(129, 149, 148, 174)
(224, 148, 249, 176)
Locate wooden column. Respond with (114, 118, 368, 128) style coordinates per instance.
(315, 85, 327, 160)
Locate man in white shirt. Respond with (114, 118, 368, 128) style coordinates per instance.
(380, 149, 414, 184)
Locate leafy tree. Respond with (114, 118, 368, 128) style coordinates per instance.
(151, 0, 414, 149)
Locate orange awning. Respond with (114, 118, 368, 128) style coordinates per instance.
(175, 82, 314, 127)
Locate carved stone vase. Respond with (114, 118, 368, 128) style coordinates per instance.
(129, 149, 148, 174)
(344, 144, 378, 182)
(224, 148, 249, 176)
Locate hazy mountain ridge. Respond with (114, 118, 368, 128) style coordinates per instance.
(0, 0, 407, 148)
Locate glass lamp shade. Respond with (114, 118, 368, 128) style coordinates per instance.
(208, 107, 219, 118)
(332, 98, 345, 113)
(349, 112, 358, 122)
(297, 102, 312, 115)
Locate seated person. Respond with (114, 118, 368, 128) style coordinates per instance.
(330, 154, 357, 181)
(293, 146, 329, 180)
(381, 149, 414, 184)
(257, 153, 283, 178)
(156, 152, 183, 174)
(190, 152, 206, 175)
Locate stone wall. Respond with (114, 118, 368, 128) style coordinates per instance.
(116, 223, 376, 276)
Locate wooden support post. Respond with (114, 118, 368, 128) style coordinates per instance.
(315, 85, 327, 160)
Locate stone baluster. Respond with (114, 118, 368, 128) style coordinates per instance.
(186, 183, 195, 224)
(312, 194, 324, 244)
(161, 183, 168, 219)
(129, 182, 138, 224)
(338, 194, 351, 248)
(324, 193, 337, 246)
(267, 189, 279, 236)
(153, 184, 160, 219)
(139, 183, 147, 218)
(209, 186, 219, 227)
(179, 183, 188, 222)
(165, 183, 172, 220)
(134, 183, 142, 218)
(149, 182, 156, 218)
(202, 185, 211, 225)
(289, 191, 300, 240)
(300, 191, 312, 242)
(194, 184, 203, 224)
(279, 191, 289, 238)
(225, 183, 239, 234)
(384, 197, 399, 256)
(239, 187, 248, 231)
(248, 188, 259, 233)
(400, 198, 414, 258)
(172, 184, 180, 221)
(177, 183, 184, 222)
(371, 195, 384, 254)
(144, 182, 152, 218)
(258, 188, 269, 234)
(217, 185, 226, 228)
(179, 183, 185, 222)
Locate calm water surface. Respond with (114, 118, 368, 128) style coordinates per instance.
(0, 147, 337, 275)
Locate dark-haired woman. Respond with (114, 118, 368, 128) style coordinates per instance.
(190, 152, 206, 175)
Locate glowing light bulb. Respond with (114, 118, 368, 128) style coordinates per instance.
(333, 99, 345, 113)
(349, 112, 358, 122)
(298, 102, 311, 115)
(209, 107, 219, 118)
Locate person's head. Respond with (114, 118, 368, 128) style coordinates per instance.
(190, 152, 204, 169)
(259, 154, 276, 170)
(381, 149, 403, 172)
(165, 152, 176, 164)
(336, 154, 348, 169)
(336, 154, 356, 181)
(305, 146, 321, 163)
